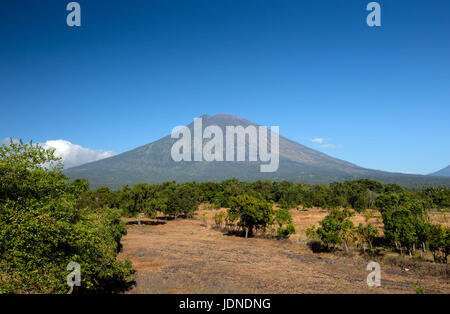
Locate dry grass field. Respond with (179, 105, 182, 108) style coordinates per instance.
(119, 207, 450, 294)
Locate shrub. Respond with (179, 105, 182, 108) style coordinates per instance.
(213, 211, 225, 228)
(278, 223, 296, 239)
(275, 209, 295, 238)
(312, 207, 355, 253)
(306, 225, 319, 240)
(228, 194, 274, 238)
(0, 140, 133, 293)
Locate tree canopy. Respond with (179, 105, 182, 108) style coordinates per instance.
(0, 140, 133, 293)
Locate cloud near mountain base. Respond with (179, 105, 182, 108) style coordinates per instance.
(1, 138, 115, 169)
(42, 140, 115, 169)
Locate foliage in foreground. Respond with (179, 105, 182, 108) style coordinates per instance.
(0, 140, 133, 293)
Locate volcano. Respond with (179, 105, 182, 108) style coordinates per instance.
(65, 114, 450, 189)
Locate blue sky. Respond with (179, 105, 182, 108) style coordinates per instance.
(1, 0, 449, 174)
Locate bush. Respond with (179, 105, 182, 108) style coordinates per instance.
(228, 194, 274, 238)
(275, 209, 295, 238)
(311, 207, 355, 253)
(0, 140, 133, 293)
(278, 223, 296, 239)
(213, 211, 225, 228)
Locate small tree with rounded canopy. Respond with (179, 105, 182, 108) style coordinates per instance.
(228, 194, 274, 238)
(313, 207, 355, 253)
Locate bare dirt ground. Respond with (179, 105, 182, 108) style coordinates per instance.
(119, 208, 450, 294)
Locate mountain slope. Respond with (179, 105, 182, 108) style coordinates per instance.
(430, 165, 450, 177)
(65, 114, 450, 189)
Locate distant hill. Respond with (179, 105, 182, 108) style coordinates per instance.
(65, 114, 450, 189)
(429, 165, 450, 177)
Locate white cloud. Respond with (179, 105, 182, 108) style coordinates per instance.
(307, 137, 338, 149)
(41, 140, 115, 169)
(2, 137, 114, 169)
(310, 138, 324, 144)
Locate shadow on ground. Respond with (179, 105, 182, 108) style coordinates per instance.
(126, 220, 166, 226)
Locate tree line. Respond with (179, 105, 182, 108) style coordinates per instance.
(76, 177, 450, 218)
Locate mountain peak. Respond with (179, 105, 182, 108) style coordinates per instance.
(190, 114, 256, 128)
(212, 113, 242, 119)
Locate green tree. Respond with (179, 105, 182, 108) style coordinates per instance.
(0, 140, 132, 293)
(68, 178, 89, 198)
(131, 183, 155, 224)
(357, 223, 379, 252)
(376, 192, 430, 256)
(383, 209, 418, 256)
(314, 207, 355, 253)
(228, 194, 274, 238)
(352, 192, 368, 212)
(427, 224, 449, 263)
(165, 183, 200, 218)
(275, 209, 296, 239)
(147, 197, 168, 217)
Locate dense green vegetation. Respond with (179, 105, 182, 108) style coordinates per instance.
(375, 192, 449, 262)
(76, 175, 449, 262)
(306, 191, 449, 263)
(0, 141, 133, 293)
(1, 141, 449, 294)
(78, 178, 450, 216)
